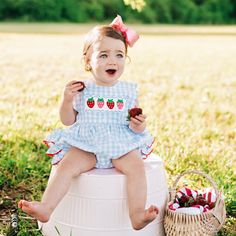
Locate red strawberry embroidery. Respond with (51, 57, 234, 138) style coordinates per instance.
(97, 98, 104, 108)
(87, 97, 95, 108)
(117, 99, 124, 110)
(107, 99, 115, 109)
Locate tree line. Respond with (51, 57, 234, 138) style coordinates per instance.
(0, 0, 235, 24)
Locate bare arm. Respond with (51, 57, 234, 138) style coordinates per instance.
(59, 80, 84, 126)
(59, 99, 77, 126)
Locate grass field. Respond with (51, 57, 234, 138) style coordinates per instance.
(0, 24, 235, 235)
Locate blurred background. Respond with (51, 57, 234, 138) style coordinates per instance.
(0, 0, 235, 24)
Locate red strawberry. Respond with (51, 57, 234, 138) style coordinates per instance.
(187, 196, 195, 207)
(208, 202, 215, 209)
(87, 97, 95, 108)
(178, 194, 190, 207)
(127, 107, 142, 121)
(72, 81, 86, 92)
(195, 195, 208, 206)
(107, 99, 115, 109)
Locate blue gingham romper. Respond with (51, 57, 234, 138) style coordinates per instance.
(44, 80, 154, 168)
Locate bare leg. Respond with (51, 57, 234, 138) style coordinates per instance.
(18, 147, 96, 222)
(112, 150, 158, 230)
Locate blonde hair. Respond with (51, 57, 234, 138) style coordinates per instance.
(83, 26, 128, 71)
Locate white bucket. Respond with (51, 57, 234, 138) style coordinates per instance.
(39, 154, 168, 236)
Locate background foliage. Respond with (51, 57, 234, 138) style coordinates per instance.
(0, 0, 236, 24)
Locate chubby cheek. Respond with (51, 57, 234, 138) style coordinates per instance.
(90, 58, 97, 70)
(119, 64, 125, 75)
(93, 63, 104, 76)
(90, 63, 98, 75)
(91, 58, 104, 70)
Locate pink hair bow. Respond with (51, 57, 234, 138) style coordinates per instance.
(110, 15, 139, 47)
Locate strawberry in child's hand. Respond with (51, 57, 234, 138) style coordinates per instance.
(129, 108, 142, 117)
(127, 107, 142, 121)
(72, 81, 86, 92)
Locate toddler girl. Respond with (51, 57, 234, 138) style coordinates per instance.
(18, 15, 158, 230)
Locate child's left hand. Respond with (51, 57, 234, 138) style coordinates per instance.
(129, 114, 147, 133)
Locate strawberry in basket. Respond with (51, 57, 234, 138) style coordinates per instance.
(165, 170, 226, 235)
(195, 194, 208, 207)
(170, 187, 217, 214)
(177, 194, 195, 207)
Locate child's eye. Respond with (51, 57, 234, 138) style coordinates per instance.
(117, 53, 124, 58)
(99, 54, 107, 58)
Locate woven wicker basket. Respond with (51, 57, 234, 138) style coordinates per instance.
(164, 170, 226, 236)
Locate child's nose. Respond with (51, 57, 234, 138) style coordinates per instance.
(108, 57, 117, 65)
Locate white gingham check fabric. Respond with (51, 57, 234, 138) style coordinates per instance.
(44, 79, 154, 168)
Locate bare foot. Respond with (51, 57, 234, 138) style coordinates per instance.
(18, 200, 51, 222)
(131, 205, 159, 230)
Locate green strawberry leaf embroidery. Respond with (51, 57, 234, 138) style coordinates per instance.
(88, 97, 94, 102)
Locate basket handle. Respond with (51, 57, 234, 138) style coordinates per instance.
(169, 170, 220, 202)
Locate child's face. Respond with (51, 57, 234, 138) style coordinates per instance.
(88, 36, 126, 86)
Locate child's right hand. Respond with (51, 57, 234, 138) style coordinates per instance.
(63, 80, 84, 103)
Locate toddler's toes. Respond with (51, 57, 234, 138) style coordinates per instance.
(18, 200, 24, 209)
(148, 205, 159, 214)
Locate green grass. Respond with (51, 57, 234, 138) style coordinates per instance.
(0, 22, 236, 35)
(0, 25, 235, 235)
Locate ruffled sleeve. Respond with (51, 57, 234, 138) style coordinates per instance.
(43, 129, 71, 165)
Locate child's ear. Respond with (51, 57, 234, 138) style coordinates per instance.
(83, 56, 91, 71)
(85, 59, 92, 71)
(85, 63, 92, 71)
(83, 54, 89, 64)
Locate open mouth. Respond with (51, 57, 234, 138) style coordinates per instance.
(106, 69, 117, 75)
